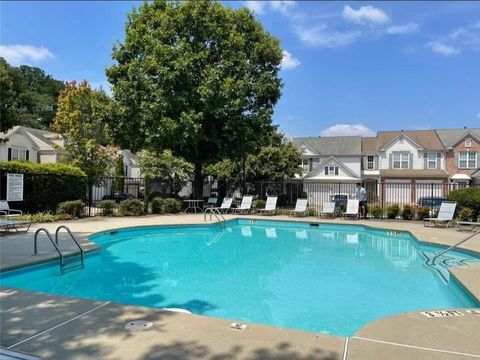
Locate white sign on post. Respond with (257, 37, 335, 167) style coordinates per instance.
(6, 173, 24, 202)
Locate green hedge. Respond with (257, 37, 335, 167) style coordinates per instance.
(447, 188, 480, 220)
(0, 161, 87, 213)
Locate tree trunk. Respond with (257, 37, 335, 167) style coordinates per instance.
(193, 162, 203, 199)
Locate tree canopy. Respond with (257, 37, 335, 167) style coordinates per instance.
(52, 80, 117, 183)
(0, 57, 64, 131)
(106, 0, 283, 196)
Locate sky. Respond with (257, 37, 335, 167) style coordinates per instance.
(1, 1, 479, 138)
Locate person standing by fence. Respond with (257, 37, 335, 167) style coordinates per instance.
(355, 183, 367, 219)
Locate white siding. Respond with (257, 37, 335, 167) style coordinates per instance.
(379, 137, 422, 169)
(0, 132, 38, 163)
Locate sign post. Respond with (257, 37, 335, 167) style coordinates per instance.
(6, 173, 24, 202)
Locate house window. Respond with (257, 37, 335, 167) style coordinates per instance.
(465, 138, 472, 148)
(393, 152, 409, 169)
(325, 166, 339, 175)
(367, 155, 375, 170)
(458, 152, 477, 169)
(11, 148, 27, 161)
(426, 152, 438, 169)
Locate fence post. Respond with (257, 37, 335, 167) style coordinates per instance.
(88, 178, 93, 217)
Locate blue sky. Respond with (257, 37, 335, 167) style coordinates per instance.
(1, 1, 479, 138)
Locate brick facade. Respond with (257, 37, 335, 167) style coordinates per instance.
(445, 136, 480, 179)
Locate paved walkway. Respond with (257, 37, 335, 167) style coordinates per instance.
(1, 214, 480, 359)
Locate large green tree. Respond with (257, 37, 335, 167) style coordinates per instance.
(52, 80, 117, 185)
(106, 0, 283, 197)
(0, 58, 64, 131)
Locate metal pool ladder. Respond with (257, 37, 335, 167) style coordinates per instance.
(431, 229, 479, 265)
(204, 207, 226, 228)
(34, 225, 84, 274)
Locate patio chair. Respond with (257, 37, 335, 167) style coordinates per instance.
(290, 199, 308, 217)
(0, 219, 31, 233)
(203, 197, 218, 210)
(456, 220, 480, 232)
(423, 201, 457, 228)
(257, 196, 278, 216)
(342, 199, 360, 220)
(319, 202, 335, 218)
(232, 196, 253, 215)
(213, 197, 233, 213)
(0, 200, 22, 218)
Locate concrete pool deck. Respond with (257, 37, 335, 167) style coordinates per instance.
(1, 214, 480, 359)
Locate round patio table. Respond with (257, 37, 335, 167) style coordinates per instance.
(183, 199, 204, 213)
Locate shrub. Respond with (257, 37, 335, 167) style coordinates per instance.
(57, 200, 85, 218)
(163, 198, 182, 213)
(151, 197, 165, 214)
(386, 204, 400, 219)
(416, 206, 430, 220)
(118, 199, 144, 216)
(457, 207, 474, 221)
(447, 188, 480, 220)
(307, 207, 316, 216)
(254, 199, 266, 210)
(401, 204, 414, 220)
(0, 161, 86, 213)
(19, 212, 66, 223)
(98, 200, 115, 216)
(370, 206, 384, 219)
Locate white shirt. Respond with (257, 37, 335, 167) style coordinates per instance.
(355, 187, 366, 201)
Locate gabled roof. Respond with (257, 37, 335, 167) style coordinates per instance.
(305, 155, 360, 179)
(292, 136, 362, 156)
(361, 137, 378, 154)
(0, 126, 39, 150)
(435, 128, 480, 148)
(377, 130, 443, 150)
(0, 126, 63, 151)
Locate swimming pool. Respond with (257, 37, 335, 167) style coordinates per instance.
(1, 219, 478, 336)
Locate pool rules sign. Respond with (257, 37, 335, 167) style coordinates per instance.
(6, 173, 24, 202)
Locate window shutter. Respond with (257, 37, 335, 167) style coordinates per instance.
(324, 166, 328, 175)
(7, 148, 11, 161)
(389, 153, 393, 168)
(424, 153, 428, 169)
(477, 152, 480, 168)
(362, 156, 367, 170)
(374, 156, 378, 170)
(26, 150, 30, 162)
(335, 167, 339, 175)
(409, 153, 413, 169)
(454, 152, 459, 168)
(436, 152, 441, 169)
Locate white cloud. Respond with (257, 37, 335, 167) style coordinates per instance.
(320, 124, 375, 137)
(244, 1, 267, 15)
(342, 5, 390, 26)
(295, 25, 360, 48)
(386, 23, 419, 35)
(269, 1, 296, 16)
(426, 41, 460, 56)
(281, 50, 300, 70)
(243, 1, 296, 16)
(0, 44, 54, 65)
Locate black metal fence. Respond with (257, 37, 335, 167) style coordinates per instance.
(86, 176, 479, 216)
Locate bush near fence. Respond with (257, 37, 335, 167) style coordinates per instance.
(0, 161, 86, 213)
(447, 188, 480, 220)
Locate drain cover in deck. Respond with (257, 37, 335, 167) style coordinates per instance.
(125, 320, 154, 331)
(228, 323, 247, 331)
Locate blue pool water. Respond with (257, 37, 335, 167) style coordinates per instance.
(1, 220, 478, 336)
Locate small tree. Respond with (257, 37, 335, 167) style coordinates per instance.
(52, 80, 117, 186)
(113, 153, 125, 193)
(138, 149, 194, 198)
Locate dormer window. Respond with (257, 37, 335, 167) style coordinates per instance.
(465, 138, 472, 148)
(325, 166, 339, 175)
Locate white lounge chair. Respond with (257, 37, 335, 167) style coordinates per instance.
(0, 200, 22, 218)
(423, 201, 457, 228)
(456, 220, 480, 232)
(319, 202, 335, 218)
(257, 196, 278, 215)
(290, 199, 308, 217)
(0, 219, 31, 233)
(342, 199, 359, 220)
(212, 197, 233, 213)
(203, 197, 218, 210)
(233, 196, 253, 214)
